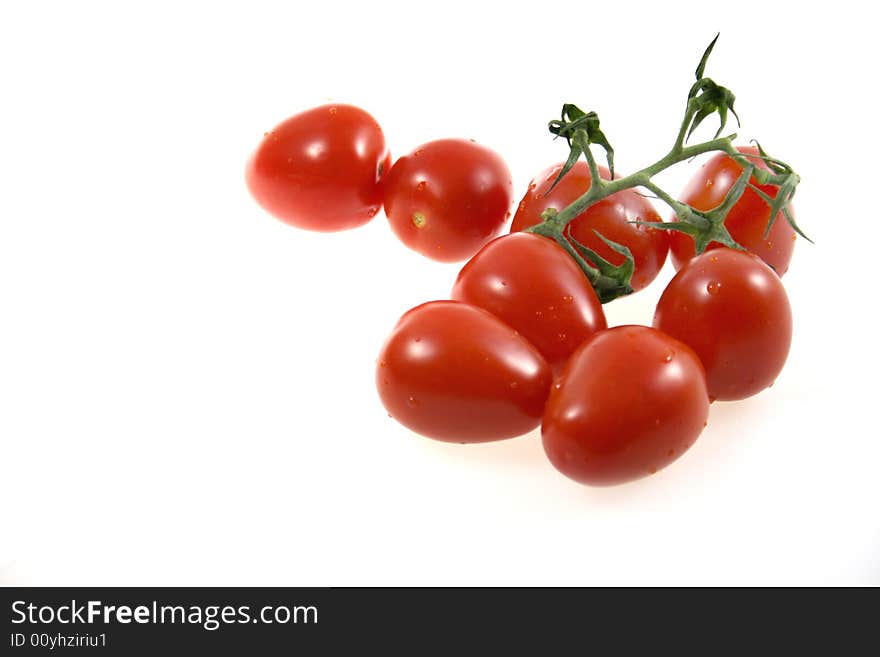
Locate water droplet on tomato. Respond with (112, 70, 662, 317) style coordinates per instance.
(414, 149, 423, 157)
(505, 211, 511, 219)
(328, 106, 338, 115)
(500, 280, 507, 287)
(379, 360, 387, 368)
(649, 466, 658, 474)
(416, 181, 427, 191)
(663, 351, 674, 363)
(557, 332, 567, 342)
(667, 449, 675, 457)
(654, 418, 661, 426)
(366, 206, 379, 218)
(562, 295, 573, 304)
(708, 397, 716, 404)
(707, 281, 722, 295)
(535, 310, 543, 318)
(509, 381, 519, 389)
(710, 255, 719, 262)
(553, 382, 562, 390)
(547, 305, 555, 312)
(407, 396, 419, 408)
(705, 179, 713, 188)
(414, 337, 421, 343)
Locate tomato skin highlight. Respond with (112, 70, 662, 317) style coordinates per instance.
(653, 248, 792, 402)
(377, 301, 552, 443)
(511, 162, 668, 292)
(541, 326, 710, 486)
(669, 146, 797, 274)
(382, 139, 514, 262)
(451, 232, 606, 375)
(245, 104, 390, 231)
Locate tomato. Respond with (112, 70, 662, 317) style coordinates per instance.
(245, 104, 390, 231)
(653, 248, 792, 401)
(382, 139, 513, 262)
(451, 232, 606, 375)
(542, 326, 709, 486)
(668, 145, 797, 275)
(511, 161, 668, 291)
(376, 301, 552, 442)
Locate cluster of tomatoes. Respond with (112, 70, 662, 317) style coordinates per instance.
(246, 103, 796, 487)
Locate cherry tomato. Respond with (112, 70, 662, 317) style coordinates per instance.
(668, 145, 797, 275)
(653, 248, 792, 402)
(451, 233, 606, 375)
(377, 301, 552, 442)
(245, 104, 390, 231)
(382, 139, 513, 262)
(511, 162, 668, 291)
(542, 326, 709, 486)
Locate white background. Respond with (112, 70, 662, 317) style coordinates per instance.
(1, 1, 878, 585)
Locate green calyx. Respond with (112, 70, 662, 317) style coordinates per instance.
(527, 34, 808, 303)
(547, 104, 614, 192)
(685, 33, 740, 141)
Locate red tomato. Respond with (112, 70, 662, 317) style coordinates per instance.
(511, 162, 668, 291)
(451, 233, 606, 374)
(245, 104, 390, 231)
(382, 139, 513, 262)
(377, 301, 552, 443)
(669, 145, 797, 274)
(542, 326, 709, 486)
(653, 248, 792, 401)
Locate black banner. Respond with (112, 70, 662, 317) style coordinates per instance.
(0, 587, 874, 653)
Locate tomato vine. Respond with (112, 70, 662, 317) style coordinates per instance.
(525, 34, 809, 303)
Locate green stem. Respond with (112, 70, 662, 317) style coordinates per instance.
(574, 132, 603, 193)
(554, 134, 739, 227)
(528, 36, 806, 304)
(672, 100, 697, 153)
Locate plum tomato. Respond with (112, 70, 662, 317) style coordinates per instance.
(451, 232, 606, 374)
(511, 161, 668, 291)
(376, 301, 552, 443)
(382, 139, 513, 262)
(653, 248, 792, 402)
(245, 104, 390, 231)
(541, 326, 710, 486)
(668, 145, 797, 275)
